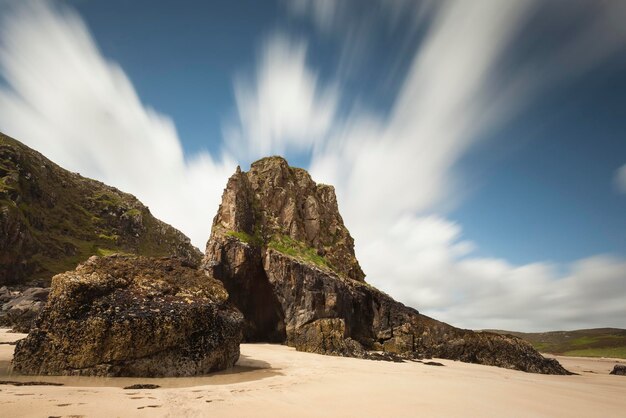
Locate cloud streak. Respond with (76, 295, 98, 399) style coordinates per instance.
(247, 0, 626, 330)
(225, 34, 337, 162)
(0, 1, 236, 248)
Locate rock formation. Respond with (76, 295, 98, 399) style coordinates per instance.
(204, 156, 569, 374)
(13, 255, 242, 377)
(0, 287, 49, 332)
(610, 364, 626, 376)
(0, 132, 201, 286)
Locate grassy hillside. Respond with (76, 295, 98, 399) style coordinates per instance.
(0, 132, 201, 285)
(489, 328, 626, 359)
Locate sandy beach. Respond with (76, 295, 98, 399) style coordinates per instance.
(1, 328, 625, 417)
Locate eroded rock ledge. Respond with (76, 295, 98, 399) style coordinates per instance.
(13, 255, 243, 377)
(204, 157, 569, 375)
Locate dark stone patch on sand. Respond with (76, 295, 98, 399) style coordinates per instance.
(123, 384, 160, 390)
(0, 380, 63, 386)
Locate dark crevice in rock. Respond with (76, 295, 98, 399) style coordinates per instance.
(206, 240, 285, 343)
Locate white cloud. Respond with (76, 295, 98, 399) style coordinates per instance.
(0, 1, 236, 249)
(310, 0, 538, 234)
(361, 215, 626, 331)
(616, 165, 626, 194)
(225, 33, 337, 162)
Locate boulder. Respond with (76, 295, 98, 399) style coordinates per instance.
(0, 286, 13, 304)
(13, 255, 243, 377)
(0, 287, 49, 332)
(204, 157, 570, 375)
(610, 364, 626, 375)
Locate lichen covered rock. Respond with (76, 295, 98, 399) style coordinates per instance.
(13, 255, 242, 377)
(204, 157, 570, 375)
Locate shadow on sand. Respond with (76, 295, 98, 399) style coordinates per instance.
(0, 352, 281, 389)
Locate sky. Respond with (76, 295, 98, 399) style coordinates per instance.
(0, 0, 625, 332)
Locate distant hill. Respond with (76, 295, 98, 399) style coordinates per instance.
(0, 132, 202, 286)
(488, 328, 626, 359)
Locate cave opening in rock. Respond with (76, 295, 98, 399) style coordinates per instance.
(216, 259, 287, 343)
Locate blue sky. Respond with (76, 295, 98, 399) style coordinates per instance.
(65, 0, 280, 156)
(65, 0, 626, 265)
(0, 0, 625, 331)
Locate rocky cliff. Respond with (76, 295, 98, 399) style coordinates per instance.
(0, 132, 201, 286)
(204, 157, 569, 374)
(13, 255, 242, 377)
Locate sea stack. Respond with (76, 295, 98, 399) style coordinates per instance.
(204, 156, 570, 374)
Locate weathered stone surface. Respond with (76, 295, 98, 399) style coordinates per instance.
(0, 132, 202, 286)
(211, 157, 364, 282)
(123, 384, 161, 389)
(610, 364, 626, 375)
(0, 286, 13, 304)
(0, 287, 49, 332)
(13, 255, 242, 377)
(204, 157, 570, 375)
(290, 318, 366, 358)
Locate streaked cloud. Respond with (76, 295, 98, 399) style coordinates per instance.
(246, 0, 626, 330)
(359, 215, 626, 331)
(0, 1, 236, 248)
(225, 33, 337, 162)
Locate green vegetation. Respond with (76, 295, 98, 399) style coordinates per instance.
(96, 248, 132, 257)
(268, 234, 332, 270)
(124, 208, 142, 217)
(225, 230, 263, 246)
(563, 347, 626, 358)
(492, 328, 626, 359)
(0, 132, 200, 286)
(90, 190, 123, 207)
(98, 233, 119, 242)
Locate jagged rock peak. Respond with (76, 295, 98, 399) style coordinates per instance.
(209, 156, 365, 282)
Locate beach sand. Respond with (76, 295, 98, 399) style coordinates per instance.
(1, 328, 625, 417)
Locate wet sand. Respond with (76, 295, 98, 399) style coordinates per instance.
(2, 328, 625, 417)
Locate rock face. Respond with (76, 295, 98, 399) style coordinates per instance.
(211, 157, 364, 282)
(0, 132, 202, 286)
(204, 157, 569, 374)
(13, 255, 242, 377)
(610, 364, 626, 376)
(0, 287, 49, 333)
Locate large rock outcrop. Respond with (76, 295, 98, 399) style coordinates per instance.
(13, 255, 242, 377)
(0, 132, 202, 286)
(204, 157, 569, 374)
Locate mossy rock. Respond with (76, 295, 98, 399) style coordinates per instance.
(0, 132, 201, 285)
